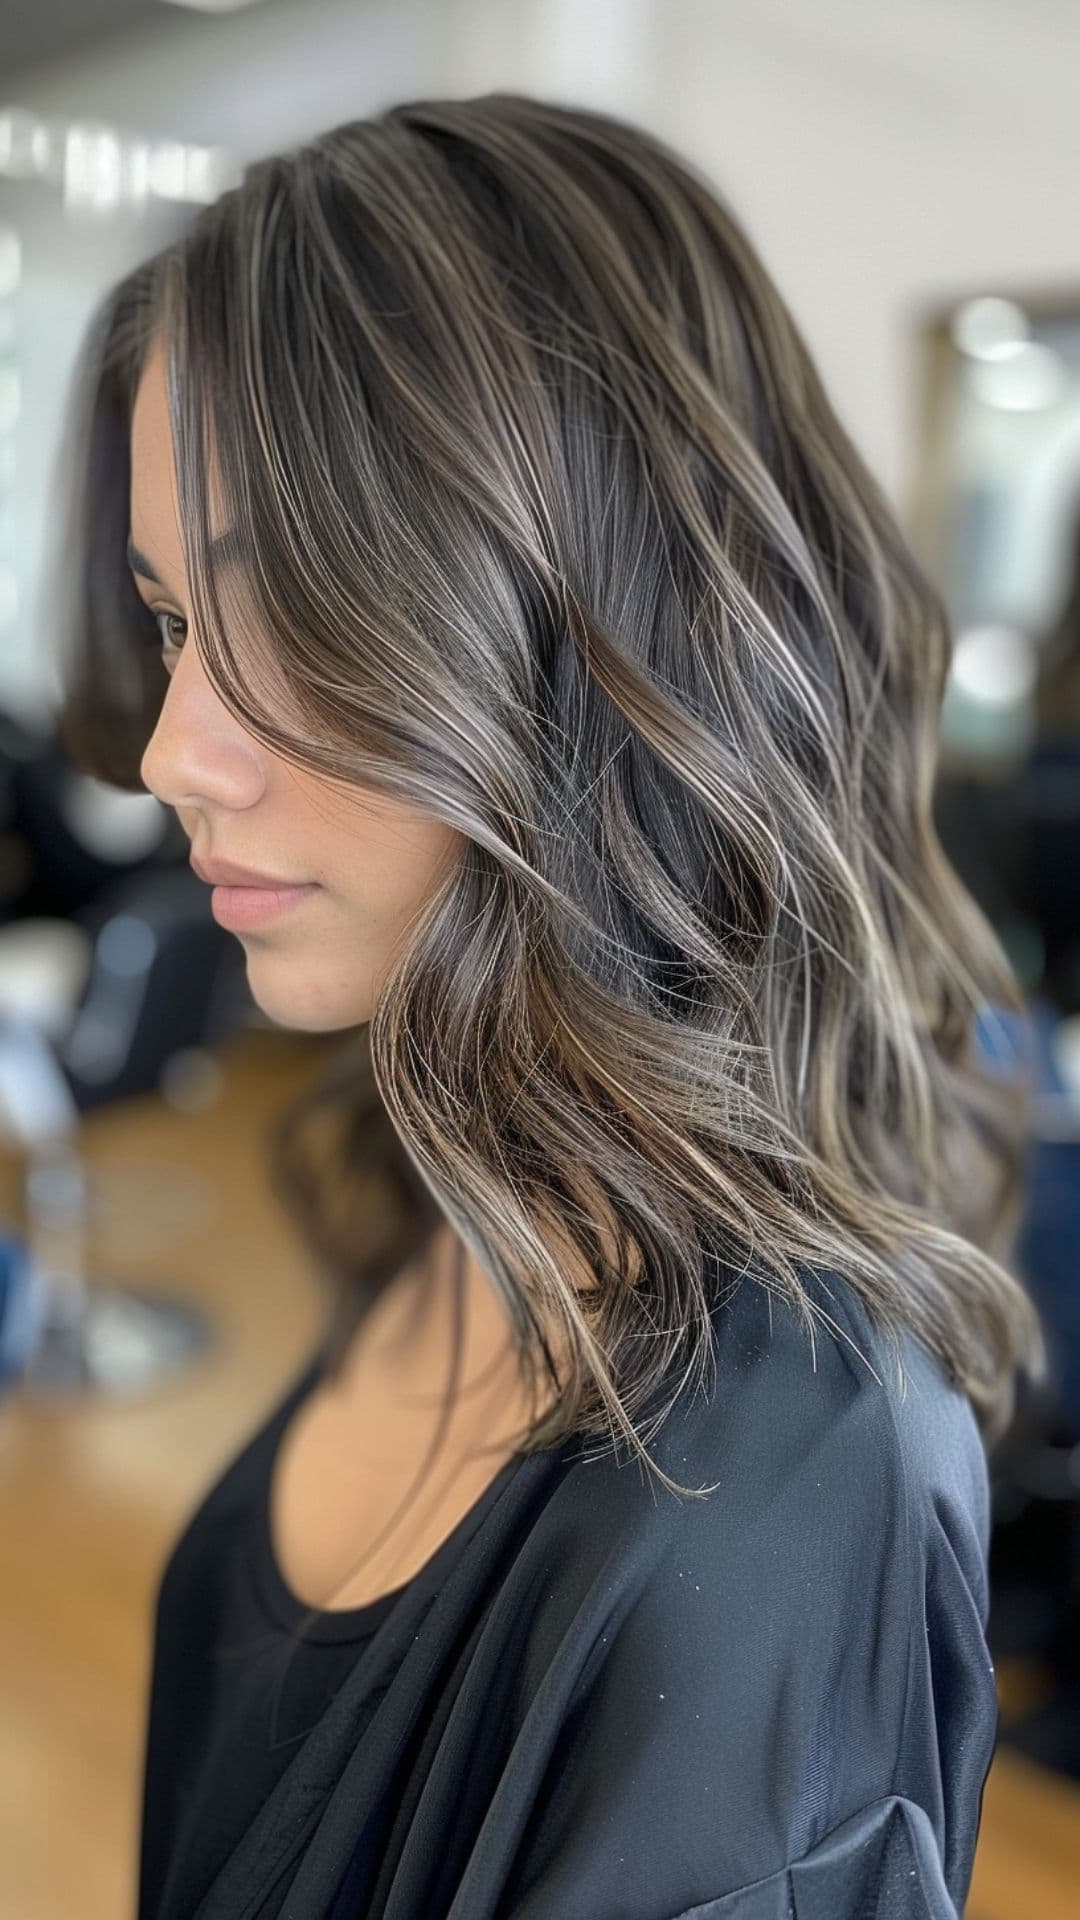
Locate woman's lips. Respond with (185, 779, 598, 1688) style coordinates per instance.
(209, 882, 320, 930)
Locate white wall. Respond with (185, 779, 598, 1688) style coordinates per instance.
(6, 0, 1079, 705)
(14, 0, 1079, 497)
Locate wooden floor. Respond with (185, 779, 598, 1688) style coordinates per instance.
(0, 1023, 1076, 1919)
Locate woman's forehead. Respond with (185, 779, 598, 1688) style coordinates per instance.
(130, 337, 229, 567)
(129, 346, 184, 573)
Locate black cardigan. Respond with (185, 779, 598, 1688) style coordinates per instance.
(137, 1263, 998, 1919)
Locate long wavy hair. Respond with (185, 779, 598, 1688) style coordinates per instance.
(51, 95, 1046, 1620)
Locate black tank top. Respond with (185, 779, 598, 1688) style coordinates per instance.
(136, 1339, 494, 1920)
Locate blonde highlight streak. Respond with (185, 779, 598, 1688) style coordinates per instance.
(55, 93, 1049, 1531)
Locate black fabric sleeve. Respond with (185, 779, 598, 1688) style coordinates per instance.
(494, 1296, 997, 1920)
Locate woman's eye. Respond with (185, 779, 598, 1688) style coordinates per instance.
(151, 610, 187, 659)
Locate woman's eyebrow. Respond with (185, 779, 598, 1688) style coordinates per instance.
(126, 528, 244, 586)
(126, 537, 164, 585)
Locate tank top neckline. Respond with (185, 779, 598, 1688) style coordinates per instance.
(248, 1338, 529, 1645)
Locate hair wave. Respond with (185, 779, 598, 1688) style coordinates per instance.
(51, 94, 1046, 1608)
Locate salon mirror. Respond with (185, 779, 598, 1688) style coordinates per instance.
(912, 286, 1080, 1011)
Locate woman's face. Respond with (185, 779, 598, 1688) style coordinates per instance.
(130, 334, 463, 1033)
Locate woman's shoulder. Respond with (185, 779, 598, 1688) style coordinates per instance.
(693, 1263, 986, 1495)
(558, 1262, 990, 1615)
(678, 1265, 989, 1570)
(490, 1266, 997, 1913)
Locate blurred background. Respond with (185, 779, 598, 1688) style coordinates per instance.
(0, 3, 1078, 1915)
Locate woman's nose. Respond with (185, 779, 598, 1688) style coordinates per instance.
(139, 640, 266, 815)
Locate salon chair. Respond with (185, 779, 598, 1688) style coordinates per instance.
(0, 858, 253, 1403)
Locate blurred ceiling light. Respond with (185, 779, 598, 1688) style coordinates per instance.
(950, 624, 1037, 708)
(63, 124, 122, 213)
(965, 338, 1069, 411)
(0, 106, 230, 206)
(0, 107, 61, 182)
(0, 563, 18, 632)
(0, 227, 21, 298)
(157, 1, 268, 13)
(145, 140, 189, 199)
(182, 146, 224, 200)
(0, 366, 19, 435)
(64, 126, 229, 210)
(951, 295, 1030, 360)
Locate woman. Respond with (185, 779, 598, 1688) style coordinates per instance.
(52, 92, 1046, 1920)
